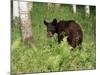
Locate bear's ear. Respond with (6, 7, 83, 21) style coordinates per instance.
(44, 20, 48, 26)
(52, 19, 57, 25)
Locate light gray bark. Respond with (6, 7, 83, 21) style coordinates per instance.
(48, 3, 52, 9)
(18, 1, 33, 44)
(55, 3, 60, 10)
(72, 4, 76, 14)
(85, 5, 90, 16)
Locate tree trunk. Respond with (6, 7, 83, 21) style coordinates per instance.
(85, 5, 90, 16)
(18, 1, 33, 44)
(48, 3, 52, 9)
(72, 4, 76, 14)
(55, 3, 60, 10)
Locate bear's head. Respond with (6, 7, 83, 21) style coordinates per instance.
(44, 19, 57, 37)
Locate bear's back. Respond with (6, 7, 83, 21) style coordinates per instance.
(57, 20, 81, 31)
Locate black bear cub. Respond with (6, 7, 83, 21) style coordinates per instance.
(44, 19, 83, 48)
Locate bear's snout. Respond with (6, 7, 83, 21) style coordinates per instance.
(48, 32, 53, 37)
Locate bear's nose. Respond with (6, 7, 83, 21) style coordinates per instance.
(48, 32, 53, 37)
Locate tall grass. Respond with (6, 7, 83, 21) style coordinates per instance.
(12, 2, 96, 74)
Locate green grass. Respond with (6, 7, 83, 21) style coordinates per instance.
(11, 3, 96, 74)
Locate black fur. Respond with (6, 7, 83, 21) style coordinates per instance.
(44, 19, 83, 48)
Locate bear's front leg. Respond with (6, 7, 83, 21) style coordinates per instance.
(58, 34, 64, 44)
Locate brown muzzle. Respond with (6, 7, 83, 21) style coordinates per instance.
(48, 32, 53, 37)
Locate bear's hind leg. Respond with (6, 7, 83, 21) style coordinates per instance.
(71, 39, 76, 48)
(67, 36, 76, 48)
